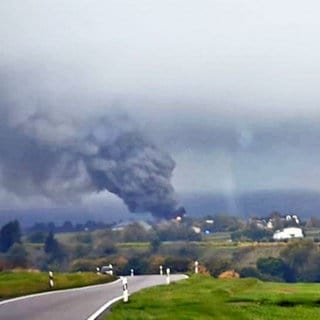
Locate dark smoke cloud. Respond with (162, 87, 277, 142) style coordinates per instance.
(88, 131, 180, 219)
(0, 72, 182, 219)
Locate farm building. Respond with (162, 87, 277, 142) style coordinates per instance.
(273, 227, 304, 240)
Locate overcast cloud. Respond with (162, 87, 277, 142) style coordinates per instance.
(1, 1, 320, 216)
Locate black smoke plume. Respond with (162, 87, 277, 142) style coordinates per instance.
(0, 75, 182, 219)
(87, 131, 182, 219)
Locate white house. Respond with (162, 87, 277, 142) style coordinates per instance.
(273, 227, 304, 240)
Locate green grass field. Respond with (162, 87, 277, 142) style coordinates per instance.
(106, 275, 320, 320)
(0, 271, 115, 299)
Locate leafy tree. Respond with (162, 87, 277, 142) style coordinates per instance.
(109, 256, 129, 275)
(257, 257, 285, 276)
(0, 220, 21, 252)
(280, 239, 320, 282)
(256, 257, 294, 282)
(6, 243, 28, 268)
(124, 254, 149, 275)
(238, 267, 281, 281)
(155, 222, 201, 241)
(303, 253, 320, 282)
(239, 267, 261, 278)
(164, 256, 191, 273)
(121, 223, 153, 242)
(212, 214, 242, 232)
(44, 232, 66, 266)
(203, 256, 232, 277)
(44, 232, 59, 254)
(232, 224, 272, 242)
(150, 236, 161, 253)
(148, 255, 165, 274)
(242, 224, 272, 241)
(69, 258, 97, 272)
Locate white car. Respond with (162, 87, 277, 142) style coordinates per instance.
(100, 264, 113, 275)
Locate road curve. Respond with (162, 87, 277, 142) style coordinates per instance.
(0, 274, 187, 320)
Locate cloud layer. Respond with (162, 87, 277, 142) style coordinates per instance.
(1, 1, 320, 217)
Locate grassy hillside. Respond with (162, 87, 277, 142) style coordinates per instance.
(0, 271, 115, 299)
(106, 275, 320, 320)
(54, 229, 285, 268)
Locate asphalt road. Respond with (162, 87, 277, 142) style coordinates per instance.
(0, 274, 187, 320)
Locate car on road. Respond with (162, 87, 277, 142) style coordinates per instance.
(100, 264, 113, 275)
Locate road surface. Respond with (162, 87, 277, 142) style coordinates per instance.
(0, 274, 187, 320)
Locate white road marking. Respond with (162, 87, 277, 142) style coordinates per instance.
(86, 274, 189, 320)
(86, 295, 124, 320)
(0, 278, 122, 306)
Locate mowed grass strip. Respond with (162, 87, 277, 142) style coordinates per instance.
(0, 271, 116, 299)
(106, 275, 320, 320)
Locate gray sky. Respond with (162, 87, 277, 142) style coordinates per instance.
(1, 1, 320, 213)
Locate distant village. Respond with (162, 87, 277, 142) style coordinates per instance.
(188, 212, 305, 242)
(24, 211, 310, 243)
(249, 214, 304, 240)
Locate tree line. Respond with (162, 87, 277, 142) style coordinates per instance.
(0, 220, 64, 270)
(2, 216, 320, 283)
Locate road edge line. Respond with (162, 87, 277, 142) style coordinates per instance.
(86, 295, 123, 320)
(86, 274, 189, 320)
(0, 279, 122, 306)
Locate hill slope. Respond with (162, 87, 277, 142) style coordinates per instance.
(106, 275, 320, 320)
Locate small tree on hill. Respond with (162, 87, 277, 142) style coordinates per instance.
(44, 232, 59, 254)
(44, 232, 66, 267)
(0, 220, 21, 252)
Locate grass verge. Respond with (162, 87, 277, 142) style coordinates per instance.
(106, 275, 320, 320)
(0, 271, 116, 300)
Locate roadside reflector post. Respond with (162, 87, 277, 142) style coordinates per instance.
(122, 277, 129, 303)
(131, 269, 134, 277)
(48, 271, 54, 288)
(195, 261, 199, 274)
(109, 264, 113, 276)
(166, 268, 170, 285)
(160, 265, 163, 276)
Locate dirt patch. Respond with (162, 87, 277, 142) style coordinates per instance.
(218, 270, 240, 279)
